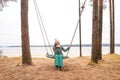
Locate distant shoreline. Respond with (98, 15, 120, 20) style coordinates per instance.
(1, 44, 120, 47)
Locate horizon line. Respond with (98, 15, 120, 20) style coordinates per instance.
(1, 43, 120, 47)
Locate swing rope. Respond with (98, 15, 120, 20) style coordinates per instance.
(33, 0, 87, 58)
(66, 0, 87, 56)
(33, 0, 53, 55)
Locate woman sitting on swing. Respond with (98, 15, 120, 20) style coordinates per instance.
(53, 39, 70, 70)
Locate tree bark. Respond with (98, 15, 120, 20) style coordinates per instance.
(21, 0, 32, 65)
(97, 0, 103, 60)
(91, 0, 99, 63)
(109, 0, 115, 54)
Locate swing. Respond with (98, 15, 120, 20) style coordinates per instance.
(46, 52, 69, 59)
(33, 0, 87, 59)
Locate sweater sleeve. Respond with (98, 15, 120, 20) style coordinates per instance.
(61, 46, 69, 52)
(53, 46, 56, 53)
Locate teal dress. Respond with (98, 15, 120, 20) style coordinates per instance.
(53, 46, 69, 67)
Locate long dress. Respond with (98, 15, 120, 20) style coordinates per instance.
(53, 46, 69, 67)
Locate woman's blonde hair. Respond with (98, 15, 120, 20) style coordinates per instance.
(54, 39, 60, 47)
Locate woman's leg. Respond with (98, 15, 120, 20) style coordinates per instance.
(54, 54, 59, 68)
(59, 55, 63, 70)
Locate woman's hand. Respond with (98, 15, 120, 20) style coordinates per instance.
(56, 45, 60, 48)
(67, 46, 70, 50)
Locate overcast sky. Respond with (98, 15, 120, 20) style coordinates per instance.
(0, 0, 120, 46)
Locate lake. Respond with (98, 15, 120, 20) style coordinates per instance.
(0, 46, 120, 58)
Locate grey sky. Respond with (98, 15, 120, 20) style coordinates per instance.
(0, 0, 120, 46)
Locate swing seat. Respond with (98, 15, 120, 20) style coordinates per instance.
(46, 52, 69, 59)
(46, 52, 54, 59)
(63, 56, 69, 59)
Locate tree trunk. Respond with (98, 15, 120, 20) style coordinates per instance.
(21, 0, 32, 65)
(91, 0, 99, 63)
(109, 0, 115, 54)
(97, 0, 103, 60)
(79, 0, 82, 57)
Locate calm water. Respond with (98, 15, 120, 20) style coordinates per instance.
(0, 46, 120, 58)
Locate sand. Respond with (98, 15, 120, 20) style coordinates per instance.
(0, 54, 120, 80)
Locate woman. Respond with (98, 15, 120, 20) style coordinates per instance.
(53, 39, 70, 70)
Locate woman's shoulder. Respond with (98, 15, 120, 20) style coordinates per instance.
(60, 45, 63, 47)
(60, 45, 64, 49)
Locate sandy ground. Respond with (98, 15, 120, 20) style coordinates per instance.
(0, 54, 120, 80)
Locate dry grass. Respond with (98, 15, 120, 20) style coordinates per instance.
(0, 54, 120, 80)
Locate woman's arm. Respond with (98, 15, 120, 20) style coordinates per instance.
(61, 46, 70, 52)
(53, 46, 56, 53)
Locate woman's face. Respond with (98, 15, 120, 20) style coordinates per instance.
(55, 41, 60, 47)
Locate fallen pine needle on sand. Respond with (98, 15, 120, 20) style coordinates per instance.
(0, 54, 120, 80)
